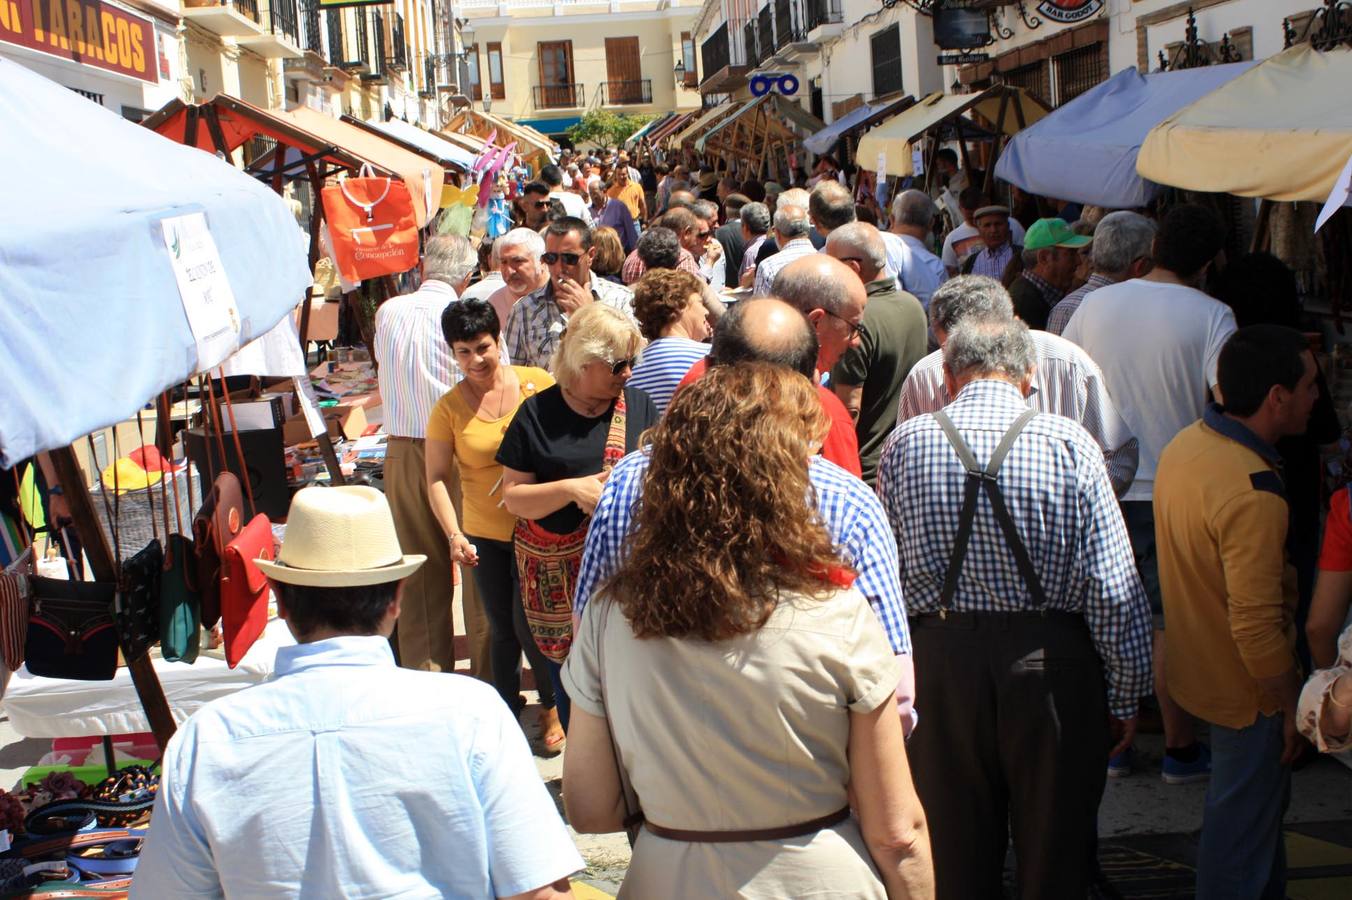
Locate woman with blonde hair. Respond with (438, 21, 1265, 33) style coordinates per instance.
(561, 363, 933, 899)
(497, 303, 658, 730)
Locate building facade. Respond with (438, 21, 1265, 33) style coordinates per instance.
(454, 0, 703, 139)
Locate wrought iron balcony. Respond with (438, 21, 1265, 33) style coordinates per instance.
(774, 0, 806, 51)
(388, 12, 408, 71)
(300, 0, 322, 54)
(533, 83, 583, 109)
(327, 8, 369, 70)
(755, 6, 774, 65)
(699, 21, 748, 92)
(601, 79, 652, 105)
(364, 9, 387, 80)
(805, 0, 842, 32)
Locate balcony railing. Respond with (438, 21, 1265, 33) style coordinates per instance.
(755, 6, 773, 64)
(389, 12, 408, 70)
(300, 0, 322, 53)
(533, 83, 583, 108)
(265, 0, 299, 46)
(370, 9, 387, 75)
(600, 79, 652, 105)
(327, 8, 367, 68)
(235, 0, 260, 23)
(700, 21, 747, 84)
(805, 0, 841, 31)
(774, 0, 806, 50)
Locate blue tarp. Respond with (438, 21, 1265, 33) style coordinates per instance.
(994, 62, 1255, 208)
(0, 59, 312, 467)
(804, 101, 890, 156)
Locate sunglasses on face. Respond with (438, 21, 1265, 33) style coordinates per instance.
(823, 308, 863, 340)
(542, 252, 583, 265)
(604, 357, 635, 375)
(696, 230, 711, 240)
(529, 200, 549, 209)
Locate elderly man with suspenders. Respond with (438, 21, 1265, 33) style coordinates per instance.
(877, 315, 1152, 900)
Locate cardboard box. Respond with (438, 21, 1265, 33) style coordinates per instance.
(282, 403, 367, 445)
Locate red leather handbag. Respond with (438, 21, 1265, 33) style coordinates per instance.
(220, 513, 274, 668)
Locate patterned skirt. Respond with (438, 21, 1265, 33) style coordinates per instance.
(513, 518, 587, 663)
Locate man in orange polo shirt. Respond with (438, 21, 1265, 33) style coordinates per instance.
(1155, 324, 1318, 900)
(606, 166, 647, 227)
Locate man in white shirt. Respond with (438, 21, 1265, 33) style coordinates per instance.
(1063, 203, 1236, 781)
(460, 236, 505, 305)
(540, 163, 593, 225)
(692, 199, 725, 286)
(943, 187, 1027, 276)
(372, 235, 490, 677)
(884, 189, 948, 308)
(133, 486, 583, 899)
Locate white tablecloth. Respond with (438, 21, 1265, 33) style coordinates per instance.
(0, 619, 295, 738)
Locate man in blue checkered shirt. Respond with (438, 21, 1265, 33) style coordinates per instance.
(876, 310, 1151, 899)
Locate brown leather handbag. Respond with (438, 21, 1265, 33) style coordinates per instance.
(191, 471, 242, 630)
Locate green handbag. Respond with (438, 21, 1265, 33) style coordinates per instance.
(159, 533, 201, 664)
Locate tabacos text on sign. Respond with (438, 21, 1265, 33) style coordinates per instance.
(0, 0, 157, 84)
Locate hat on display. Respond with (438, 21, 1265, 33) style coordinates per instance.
(973, 205, 1011, 221)
(100, 457, 163, 493)
(254, 486, 426, 587)
(1024, 217, 1093, 251)
(128, 445, 184, 474)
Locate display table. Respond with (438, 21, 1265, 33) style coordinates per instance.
(1, 619, 295, 738)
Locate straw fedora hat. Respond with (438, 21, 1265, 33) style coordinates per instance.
(254, 486, 425, 587)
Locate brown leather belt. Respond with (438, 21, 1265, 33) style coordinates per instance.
(643, 805, 851, 844)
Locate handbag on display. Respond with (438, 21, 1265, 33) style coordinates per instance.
(320, 163, 421, 283)
(1, 546, 35, 671)
(220, 513, 273, 668)
(159, 533, 201, 664)
(24, 577, 118, 681)
(112, 539, 161, 665)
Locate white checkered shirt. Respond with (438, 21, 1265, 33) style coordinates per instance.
(752, 237, 818, 298)
(877, 379, 1152, 718)
(503, 276, 634, 369)
(574, 450, 912, 657)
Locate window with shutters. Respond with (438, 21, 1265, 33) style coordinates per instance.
(1052, 43, 1104, 106)
(605, 36, 648, 104)
(537, 41, 578, 108)
(487, 42, 505, 100)
(870, 24, 903, 98)
(681, 32, 699, 87)
(465, 44, 482, 101)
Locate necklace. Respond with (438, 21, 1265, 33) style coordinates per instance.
(562, 386, 611, 417)
(461, 368, 516, 420)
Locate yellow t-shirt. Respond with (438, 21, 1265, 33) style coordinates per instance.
(426, 366, 554, 541)
(607, 181, 646, 220)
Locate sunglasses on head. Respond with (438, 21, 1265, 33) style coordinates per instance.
(542, 252, 583, 265)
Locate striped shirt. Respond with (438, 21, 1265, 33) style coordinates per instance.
(753, 237, 817, 297)
(372, 281, 460, 439)
(628, 337, 710, 416)
(897, 330, 1139, 497)
(877, 379, 1153, 718)
(965, 241, 1016, 280)
(1046, 273, 1115, 336)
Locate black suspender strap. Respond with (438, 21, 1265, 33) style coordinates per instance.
(932, 408, 1048, 615)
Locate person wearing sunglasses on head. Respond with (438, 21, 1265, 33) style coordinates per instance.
(498, 303, 658, 734)
(504, 217, 636, 369)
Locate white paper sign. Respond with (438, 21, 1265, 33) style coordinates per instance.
(911, 145, 925, 176)
(162, 212, 242, 372)
(876, 151, 887, 177)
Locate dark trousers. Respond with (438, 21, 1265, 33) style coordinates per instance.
(466, 535, 555, 714)
(908, 611, 1110, 900)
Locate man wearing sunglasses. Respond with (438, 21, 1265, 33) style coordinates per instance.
(504, 217, 635, 368)
(520, 182, 552, 231)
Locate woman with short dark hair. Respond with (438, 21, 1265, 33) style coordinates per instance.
(425, 298, 564, 751)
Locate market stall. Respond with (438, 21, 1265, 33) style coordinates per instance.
(804, 96, 913, 157)
(441, 108, 558, 172)
(343, 116, 477, 177)
(694, 93, 826, 181)
(995, 62, 1254, 209)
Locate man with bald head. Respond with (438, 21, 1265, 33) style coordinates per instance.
(574, 295, 917, 732)
(826, 222, 928, 485)
(770, 252, 868, 371)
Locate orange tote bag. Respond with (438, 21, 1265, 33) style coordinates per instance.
(321, 164, 420, 282)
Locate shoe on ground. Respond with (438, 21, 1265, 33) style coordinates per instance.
(1107, 747, 1134, 778)
(1161, 743, 1211, 785)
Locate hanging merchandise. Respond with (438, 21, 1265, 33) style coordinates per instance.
(320, 164, 420, 283)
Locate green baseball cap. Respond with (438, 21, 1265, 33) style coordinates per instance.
(1024, 217, 1092, 251)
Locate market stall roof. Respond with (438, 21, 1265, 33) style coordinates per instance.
(145, 96, 443, 226)
(668, 101, 739, 148)
(857, 86, 1050, 177)
(0, 59, 311, 467)
(805, 98, 908, 156)
(694, 93, 826, 155)
(625, 112, 675, 148)
(995, 62, 1254, 208)
(348, 116, 477, 171)
(1137, 43, 1352, 202)
(1317, 153, 1352, 232)
(436, 128, 490, 154)
(442, 108, 558, 166)
(646, 110, 697, 145)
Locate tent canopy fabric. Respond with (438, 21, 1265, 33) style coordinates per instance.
(442, 109, 558, 167)
(693, 98, 761, 153)
(0, 59, 311, 467)
(626, 112, 674, 148)
(647, 111, 696, 145)
(1137, 44, 1352, 202)
(805, 100, 896, 155)
(995, 62, 1255, 208)
(362, 118, 477, 171)
(668, 101, 738, 148)
(857, 86, 1050, 177)
(694, 94, 825, 155)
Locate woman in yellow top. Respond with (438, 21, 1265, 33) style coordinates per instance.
(427, 298, 564, 751)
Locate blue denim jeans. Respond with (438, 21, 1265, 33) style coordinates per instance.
(1196, 713, 1290, 900)
(547, 660, 570, 732)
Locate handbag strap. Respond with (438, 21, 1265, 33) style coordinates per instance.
(216, 369, 257, 520)
(338, 165, 391, 223)
(87, 435, 121, 572)
(200, 376, 227, 485)
(132, 412, 160, 546)
(602, 393, 627, 472)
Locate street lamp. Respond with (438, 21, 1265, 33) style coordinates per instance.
(673, 60, 686, 86)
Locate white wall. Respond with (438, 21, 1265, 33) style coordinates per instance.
(816, 3, 940, 123)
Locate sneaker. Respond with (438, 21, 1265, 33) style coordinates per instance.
(1107, 747, 1134, 778)
(1162, 743, 1211, 785)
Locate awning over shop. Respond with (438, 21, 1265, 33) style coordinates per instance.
(995, 62, 1254, 208)
(145, 96, 444, 227)
(646, 110, 696, 146)
(805, 99, 898, 156)
(512, 115, 583, 136)
(0, 59, 311, 466)
(1137, 44, 1352, 202)
(626, 112, 674, 148)
(857, 86, 1050, 177)
(442, 108, 558, 168)
(667, 101, 739, 148)
(694, 94, 826, 155)
(359, 117, 477, 171)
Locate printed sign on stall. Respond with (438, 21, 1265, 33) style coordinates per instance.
(162, 212, 243, 372)
(0, 0, 158, 84)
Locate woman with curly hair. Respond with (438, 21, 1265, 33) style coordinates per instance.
(560, 363, 933, 899)
(627, 268, 712, 416)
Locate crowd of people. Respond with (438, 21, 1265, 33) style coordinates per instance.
(127, 145, 1352, 900)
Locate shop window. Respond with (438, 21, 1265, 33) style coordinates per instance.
(487, 42, 505, 100)
(1002, 61, 1049, 108)
(1053, 43, 1105, 106)
(870, 24, 903, 98)
(460, 44, 482, 100)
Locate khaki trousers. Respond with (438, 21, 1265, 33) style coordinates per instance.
(383, 437, 491, 678)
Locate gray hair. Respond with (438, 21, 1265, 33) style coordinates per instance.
(494, 227, 545, 263)
(777, 187, 810, 212)
(692, 199, 720, 224)
(771, 259, 849, 316)
(741, 202, 771, 236)
(891, 189, 936, 230)
(826, 222, 888, 279)
(773, 204, 811, 240)
(1091, 211, 1157, 276)
(928, 275, 1014, 335)
(943, 317, 1036, 382)
(423, 234, 477, 286)
(809, 181, 856, 232)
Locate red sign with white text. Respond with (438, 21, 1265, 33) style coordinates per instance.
(0, 0, 157, 84)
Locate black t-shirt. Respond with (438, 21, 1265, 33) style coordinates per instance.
(496, 384, 658, 534)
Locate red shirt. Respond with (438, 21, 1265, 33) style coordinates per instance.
(676, 359, 863, 478)
(1319, 487, 1352, 570)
